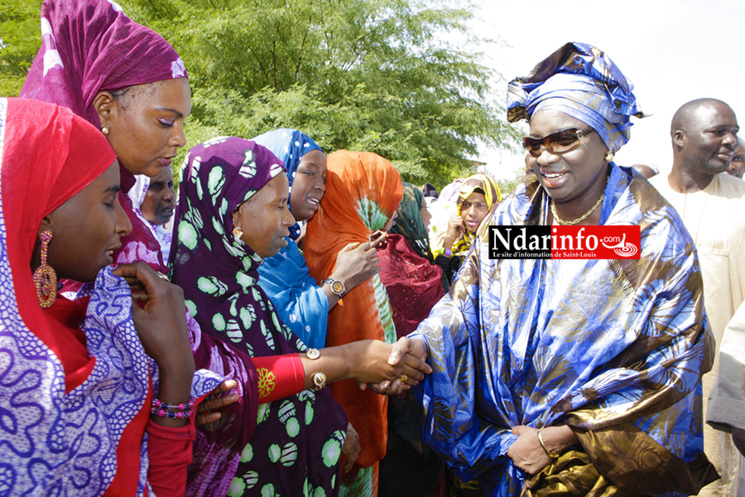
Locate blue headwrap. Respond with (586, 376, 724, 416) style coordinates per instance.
(507, 42, 646, 153)
(252, 128, 323, 240)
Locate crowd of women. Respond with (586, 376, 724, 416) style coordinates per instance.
(0, 0, 721, 496)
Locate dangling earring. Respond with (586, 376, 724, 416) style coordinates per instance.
(604, 151, 614, 162)
(33, 230, 57, 308)
(101, 127, 110, 136)
(233, 227, 244, 243)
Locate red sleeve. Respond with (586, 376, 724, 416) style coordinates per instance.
(146, 419, 195, 497)
(252, 353, 305, 403)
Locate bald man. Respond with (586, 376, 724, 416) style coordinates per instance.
(650, 98, 745, 497)
(631, 162, 659, 179)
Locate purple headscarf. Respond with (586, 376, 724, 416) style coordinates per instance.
(171, 137, 348, 497)
(21, 0, 185, 274)
(20, 0, 186, 125)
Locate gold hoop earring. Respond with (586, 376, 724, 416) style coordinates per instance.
(33, 230, 57, 308)
(101, 127, 110, 136)
(604, 151, 614, 162)
(233, 227, 244, 242)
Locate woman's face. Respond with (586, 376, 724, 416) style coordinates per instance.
(527, 110, 608, 206)
(383, 203, 400, 232)
(419, 205, 432, 229)
(289, 149, 327, 222)
(141, 166, 175, 226)
(97, 78, 191, 178)
(41, 161, 132, 282)
(233, 173, 296, 258)
(460, 192, 489, 233)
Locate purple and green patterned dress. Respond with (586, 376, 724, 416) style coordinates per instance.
(170, 137, 348, 496)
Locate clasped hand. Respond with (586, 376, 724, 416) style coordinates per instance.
(363, 336, 430, 395)
(506, 426, 552, 475)
(507, 425, 577, 475)
(350, 339, 430, 395)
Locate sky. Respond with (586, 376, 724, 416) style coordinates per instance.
(469, 0, 745, 180)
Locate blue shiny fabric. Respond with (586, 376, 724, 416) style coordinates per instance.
(507, 42, 646, 153)
(410, 164, 714, 496)
(258, 239, 329, 348)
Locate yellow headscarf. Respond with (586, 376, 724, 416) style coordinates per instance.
(451, 173, 502, 256)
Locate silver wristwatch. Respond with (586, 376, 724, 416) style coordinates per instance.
(321, 278, 347, 298)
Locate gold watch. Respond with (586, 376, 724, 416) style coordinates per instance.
(321, 278, 347, 298)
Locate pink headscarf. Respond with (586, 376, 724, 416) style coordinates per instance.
(20, 0, 186, 125)
(22, 0, 187, 272)
(21, 5, 266, 495)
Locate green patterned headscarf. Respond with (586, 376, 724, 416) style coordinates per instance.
(390, 182, 434, 262)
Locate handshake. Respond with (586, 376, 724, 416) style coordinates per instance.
(196, 336, 431, 426)
(355, 336, 431, 395)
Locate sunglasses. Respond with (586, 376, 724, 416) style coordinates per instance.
(523, 127, 596, 158)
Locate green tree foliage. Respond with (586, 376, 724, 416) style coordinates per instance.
(126, 0, 518, 187)
(0, 0, 42, 96)
(3, 0, 518, 187)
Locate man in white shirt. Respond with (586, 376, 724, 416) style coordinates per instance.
(650, 98, 745, 497)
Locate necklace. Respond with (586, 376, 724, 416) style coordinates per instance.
(550, 193, 605, 225)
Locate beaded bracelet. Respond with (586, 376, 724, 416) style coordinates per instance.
(150, 398, 195, 419)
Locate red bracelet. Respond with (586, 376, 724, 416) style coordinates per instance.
(252, 354, 305, 403)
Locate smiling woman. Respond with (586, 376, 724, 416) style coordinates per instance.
(527, 110, 610, 223)
(170, 137, 430, 497)
(44, 162, 127, 281)
(389, 42, 718, 497)
(254, 129, 381, 349)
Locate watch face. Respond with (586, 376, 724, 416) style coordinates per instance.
(331, 281, 345, 295)
(306, 348, 321, 360)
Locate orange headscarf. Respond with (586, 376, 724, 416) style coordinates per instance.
(305, 150, 403, 472)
